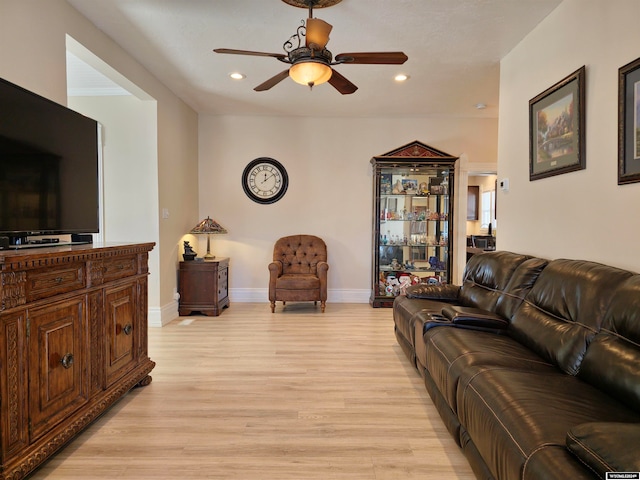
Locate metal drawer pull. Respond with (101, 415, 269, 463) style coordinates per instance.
(60, 353, 74, 369)
(55, 277, 63, 283)
(123, 323, 133, 335)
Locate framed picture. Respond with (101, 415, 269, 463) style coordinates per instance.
(529, 66, 586, 181)
(618, 57, 640, 185)
(401, 178, 418, 193)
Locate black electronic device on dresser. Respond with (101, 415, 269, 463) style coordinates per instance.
(0, 77, 100, 248)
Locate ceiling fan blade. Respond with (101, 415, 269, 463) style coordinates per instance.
(334, 52, 408, 65)
(214, 48, 286, 60)
(328, 69, 358, 95)
(254, 69, 291, 92)
(305, 18, 332, 49)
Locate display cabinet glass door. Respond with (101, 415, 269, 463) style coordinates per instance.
(371, 164, 454, 307)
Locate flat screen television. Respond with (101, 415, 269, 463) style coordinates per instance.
(0, 77, 99, 247)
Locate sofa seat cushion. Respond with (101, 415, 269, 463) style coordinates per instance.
(419, 327, 554, 410)
(457, 368, 640, 480)
(566, 422, 640, 477)
(275, 273, 319, 290)
(393, 295, 455, 364)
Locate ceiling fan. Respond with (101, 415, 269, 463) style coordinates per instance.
(214, 0, 408, 95)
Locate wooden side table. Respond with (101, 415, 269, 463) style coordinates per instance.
(178, 257, 229, 316)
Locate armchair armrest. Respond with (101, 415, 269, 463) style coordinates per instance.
(317, 261, 329, 301)
(268, 261, 283, 301)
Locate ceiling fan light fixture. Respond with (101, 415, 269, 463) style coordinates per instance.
(289, 60, 332, 88)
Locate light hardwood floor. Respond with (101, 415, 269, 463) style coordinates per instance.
(31, 303, 474, 479)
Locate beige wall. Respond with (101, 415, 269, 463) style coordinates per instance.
(0, 0, 499, 313)
(0, 0, 199, 325)
(498, 0, 640, 272)
(198, 115, 498, 301)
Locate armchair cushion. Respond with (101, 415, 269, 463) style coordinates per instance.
(276, 274, 320, 290)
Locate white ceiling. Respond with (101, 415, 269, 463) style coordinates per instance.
(65, 0, 562, 118)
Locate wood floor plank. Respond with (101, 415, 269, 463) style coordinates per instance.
(30, 303, 474, 479)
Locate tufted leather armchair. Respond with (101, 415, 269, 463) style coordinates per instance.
(268, 235, 329, 313)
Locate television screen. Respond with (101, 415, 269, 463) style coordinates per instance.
(0, 77, 99, 243)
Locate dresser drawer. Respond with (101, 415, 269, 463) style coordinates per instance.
(102, 255, 138, 282)
(27, 263, 86, 302)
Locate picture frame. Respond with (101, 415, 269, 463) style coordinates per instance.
(401, 178, 418, 194)
(529, 66, 586, 181)
(618, 57, 640, 185)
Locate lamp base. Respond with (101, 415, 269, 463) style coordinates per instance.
(204, 253, 216, 260)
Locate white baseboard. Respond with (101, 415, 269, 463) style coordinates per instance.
(149, 300, 179, 327)
(151, 289, 371, 327)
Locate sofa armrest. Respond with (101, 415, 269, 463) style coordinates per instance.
(566, 422, 640, 476)
(405, 284, 461, 301)
(441, 305, 509, 330)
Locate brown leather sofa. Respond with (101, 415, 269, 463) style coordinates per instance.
(393, 251, 640, 479)
(268, 234, 329, 312)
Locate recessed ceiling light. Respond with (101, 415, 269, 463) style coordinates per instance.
(394, 74, 409, 82)
(475, 103, 487, 110)
(229, 72, 246, 80)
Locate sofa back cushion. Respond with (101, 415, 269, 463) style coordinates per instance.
(579, 275, 640, 411)
(495, 257, 548, 319)
(459, 251, 532, 311)
(509, 259, 633, 375)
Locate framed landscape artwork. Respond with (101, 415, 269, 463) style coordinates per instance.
(529, 66, 586, 181)
(618, 57, 640, 185)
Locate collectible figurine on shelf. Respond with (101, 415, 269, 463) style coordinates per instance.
(398, 275, 412, 295)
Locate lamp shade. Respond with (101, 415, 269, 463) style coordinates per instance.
(189, 216, 227, 259)
(289, 60, 333, 88)
(190, 216, 227, 234)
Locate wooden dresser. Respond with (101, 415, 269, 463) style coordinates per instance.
(0, 243, 155, 480)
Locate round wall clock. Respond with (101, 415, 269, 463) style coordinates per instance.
(241, 157, 289, 204)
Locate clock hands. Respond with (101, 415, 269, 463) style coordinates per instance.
(260, 172, 274, 184)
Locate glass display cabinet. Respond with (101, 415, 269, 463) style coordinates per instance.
(370, 141, 458, 307)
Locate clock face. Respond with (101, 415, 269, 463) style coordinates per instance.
(242, 157, 289, 204)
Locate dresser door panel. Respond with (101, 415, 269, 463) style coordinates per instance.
(105, 283, 138, 386)
(28, 298, 88, 441)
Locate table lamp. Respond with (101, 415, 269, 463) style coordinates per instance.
(189, 216, 227, 260)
